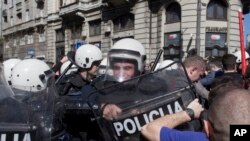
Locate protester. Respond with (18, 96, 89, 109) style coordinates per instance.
(159, 55, 206, 131)
(219, 54, 243, 86)
(141, 88, 250, 141)
(200, 57, 224, 90)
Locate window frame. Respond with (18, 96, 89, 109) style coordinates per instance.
(206, 0, 227, 20)
(89, 19, 101, 36)
(165, 3, 181, 24)
(205, 32, 227, 57)
(163, 32, 182, 61)
(113, 13, 134, 32)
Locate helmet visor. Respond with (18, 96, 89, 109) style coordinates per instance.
(104, 49, 141, 82)
(0, 63, 14, 100)
(106, 57, 138, 82)
(10, 71, 57, 141)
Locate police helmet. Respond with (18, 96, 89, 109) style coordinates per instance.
(11, 59, 52, 92)
(3, 58, 21, 83)
(75, 44, 102, 69)
(158, 60, 178, 70)
(60, 61, 78, 75)
(109, 38, 146, 73)
(233, 50, 250, 63)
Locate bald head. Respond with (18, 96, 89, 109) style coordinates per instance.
(208, 89, 250, 141)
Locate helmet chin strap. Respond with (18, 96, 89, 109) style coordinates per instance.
(81, 70, 94, 82)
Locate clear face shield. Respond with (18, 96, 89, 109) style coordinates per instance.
(104, 50, 141, 83)
(88, 61, 197, 140)
(11, 70, 57, 141)
(0, 63, 14, 101)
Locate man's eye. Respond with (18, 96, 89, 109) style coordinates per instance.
(124, 66, 132, 70)
(113, 66, 121, 70)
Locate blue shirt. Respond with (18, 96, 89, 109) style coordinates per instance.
(160, 127, 208, 141)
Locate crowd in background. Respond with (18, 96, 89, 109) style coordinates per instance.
(1, 38, 250, 141)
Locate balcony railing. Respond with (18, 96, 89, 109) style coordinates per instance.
(16, 2, 22, 11)
(35, 0, 44, 3)
(59, 0, 101, 15)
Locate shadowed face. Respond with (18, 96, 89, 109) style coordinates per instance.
(187, 66, 205, 82)
(113, 62, 136, 82)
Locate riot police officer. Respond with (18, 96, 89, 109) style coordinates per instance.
(233, 50, 250, 74)
(56, 44, 102, 96)
(97, 38, 147, 117)
(10, 58, 57, 141)
(0, 62, 36, 141)
(55, 44, 103, 141)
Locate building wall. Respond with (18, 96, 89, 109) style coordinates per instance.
(0, 1, 3, 61)
(2, 0, 48, 60)
(1, 0, 247, 64)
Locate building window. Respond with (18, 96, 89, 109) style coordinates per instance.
(166, 2, 181, 24)
(3, 16, 8, 23)
(25, 9, 30, 21)
(71, 23, 82, 40)
(37, 1, 44, 9)
(17, 13, 22, 22)
(20, 36, 26, 46)
(56, 29, 65, 42)
(207, 0, 227, 20)
(5, 41, 10, 48)
(27, 34, 34, 44)
(10, 16, 14, 25)
(89, 20, 101, 36)
(13, 39, 17, 47)
(39, 31, 46, 42)
(4, 0, 7, 4)
(163, 32, 181, 61)
(3, 10, 8, 22)
(113, 13, 134, 32)
(205, 32, 227, 57)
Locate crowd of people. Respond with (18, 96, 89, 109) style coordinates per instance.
(1, 38, 250, 141)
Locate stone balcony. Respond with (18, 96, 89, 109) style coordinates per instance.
(59, 0, 101, 16)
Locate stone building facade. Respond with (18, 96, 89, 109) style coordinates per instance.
(2, 0, 47, 59)
(1, 0, 249, 63)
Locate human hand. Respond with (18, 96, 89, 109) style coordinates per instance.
(60, 56, 69, 64)
(187, 99, 204, 119)
(102, 104, 122, 120)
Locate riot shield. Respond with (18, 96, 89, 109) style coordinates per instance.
(53, 91, 102, 141)
(88, 61, 198, 141)
(10, 70, 57, 141)
(0, 64, 36, 141)
(0, 63, 14, 100)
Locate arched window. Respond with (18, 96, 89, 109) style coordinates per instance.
(113, 13, 134, 32)
(166, 3, 181, 24)
(207, 0, 227, 20)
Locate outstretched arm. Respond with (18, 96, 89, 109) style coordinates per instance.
(141, 99, 203, 141)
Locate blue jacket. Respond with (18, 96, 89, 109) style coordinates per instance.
(160, 127, 208, 141)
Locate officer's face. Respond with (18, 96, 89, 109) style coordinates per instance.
(113, 62, 136, 82)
